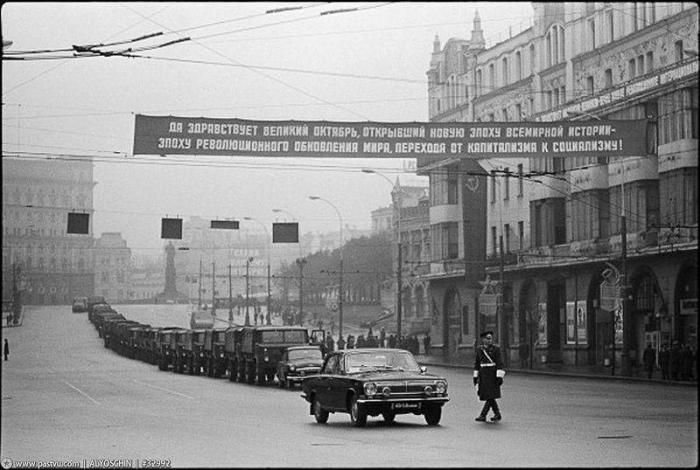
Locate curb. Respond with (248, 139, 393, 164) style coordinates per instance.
(418, 359, 698, 386)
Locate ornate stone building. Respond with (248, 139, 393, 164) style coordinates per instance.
(421, 2, 698, 373)
(93, 232, 132, 303)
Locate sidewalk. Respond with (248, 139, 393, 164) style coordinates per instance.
(415, 353, 698, 386)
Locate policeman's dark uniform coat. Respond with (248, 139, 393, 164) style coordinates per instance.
(474, 342, 504, 400)
(473, 331, 505, 421)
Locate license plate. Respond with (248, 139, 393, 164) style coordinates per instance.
(391, 402, 421, 410)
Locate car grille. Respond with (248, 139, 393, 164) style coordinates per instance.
(374, 380, 437, 395)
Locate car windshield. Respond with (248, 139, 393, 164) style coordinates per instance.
(345, 351, 421, 373)
(288, 348, 322, 361)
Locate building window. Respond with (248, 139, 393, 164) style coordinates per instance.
(515, 103, 522, 121)
(488, 113, 495, 122)
(490, 171, 497, 203)
(546, 90, 553, 109)
(515, 51, 522, 80)
(504, 224, 511, 253)
(546, 32, 552, 68)
(529, 44, 536, 74)
(604, 68, 613, 89)
(502, 108, 509, 122)
(462, 305, 469, 336)
(504, 168, 510, 200)
(586, 76, 594, 95)
(637, 55, 645, 76)
(606, 10, 614, 43)
(659, 87, 698, 144)
(502, 57, 509, 85)
(476, 69, 482, 96)
(518, 221, 525, 250)
(646, 51, 654, 72)
(674, 40, 684, 62)
(628, 58, 636, 79)
(589, 19, 596, 50)
(489, 63, 495, 90)
(491, 226, 498, 255)
(517, 164, 524, 197)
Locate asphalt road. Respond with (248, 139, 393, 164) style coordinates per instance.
(1, 305, 697, 468)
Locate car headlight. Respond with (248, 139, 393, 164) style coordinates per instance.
(381, 386, 391, 397)
(435, 381, 447, 394)
(289, 365, 296, 372)
(363, 382, 377, 396)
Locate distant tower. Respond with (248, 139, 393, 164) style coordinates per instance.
(471, 10, 485, 49)
(163, 242, 178, 299)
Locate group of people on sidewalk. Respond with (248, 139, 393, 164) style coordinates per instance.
(312, 327, 431, 357)
(644, 342, 696, 381)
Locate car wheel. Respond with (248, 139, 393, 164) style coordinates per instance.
(349, 395, 367, 427)
(424, 406, 442, 426)
(382, 412, 396, 424)
(313, 397, 329, 424)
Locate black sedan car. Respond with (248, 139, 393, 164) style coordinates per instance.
(301, 348, 449, 427)
(276, 345, 324, 388)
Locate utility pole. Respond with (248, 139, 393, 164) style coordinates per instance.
(498, 233, 506, 367)
(228, 263, 233, 324)
(620, 158, 630, 375)
(211, 262, 216, 314)
(198, 259, 202, 309)
(296, 258, 307, 326)
(245, 257, 253, 326)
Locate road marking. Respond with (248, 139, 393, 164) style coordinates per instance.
(63, 381, 101, 405)
(132, 380, 195, 399)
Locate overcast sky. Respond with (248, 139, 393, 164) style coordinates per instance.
(2, 2, 535, 257)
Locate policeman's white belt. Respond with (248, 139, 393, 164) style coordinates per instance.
(479, 363, 496, 367)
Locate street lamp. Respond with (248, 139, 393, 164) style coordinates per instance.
(309, 195, 344, 339)
(245, 256, 254, 326)
(243, 217, 272, 325)
(569, 111, 630, 375)
(362, 169, 404, 339)
(296, 258, 307, 326)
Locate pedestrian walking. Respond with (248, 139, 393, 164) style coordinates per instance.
(3, 339, 8, 361)
(473, 331, 505, 422)
(346, 334, 355, 349)
(659, 344, 670, 380)
(643, 344, 656, 379)
(423, 333, 431, 355)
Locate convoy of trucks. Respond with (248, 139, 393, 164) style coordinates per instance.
(88, 305, 320, 385)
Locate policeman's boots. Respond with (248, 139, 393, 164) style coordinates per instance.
(490, 402, 502, 422)
(475, 403, 490, 421)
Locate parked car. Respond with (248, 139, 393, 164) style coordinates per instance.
(72, 296, 88, 313)
(276, 345, 323, 389)
(301, 348, 449, 427)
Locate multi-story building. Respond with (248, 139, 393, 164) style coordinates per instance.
(371, 182, 432, 336)
(93, 232, 132, 303)
(421, 2, 698, 372)
(2, 156, 96, 304)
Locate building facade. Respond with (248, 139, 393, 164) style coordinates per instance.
(93, 232, 132, 303)
(2, 157, 97, 304)
(421, 2, 698, 372)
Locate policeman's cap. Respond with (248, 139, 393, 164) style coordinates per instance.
(480, 331, 494, 338)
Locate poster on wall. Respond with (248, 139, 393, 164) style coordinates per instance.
(576, 303, 587, 344)
(537, 302, 547, 347)
(566, 301, 576, 344)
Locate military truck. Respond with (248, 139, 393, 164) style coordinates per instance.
(103, 319, 139, 350)
(156, 327, 186, 371)
(182, 329, 207, 375)
(224, 327, 245, 382)
(172, 330, 190, 374)
(202, 328, 228, 378)
(93, 310, 124, 338)
(237, 326, 310, 385)
(142, 327, 162, 364)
